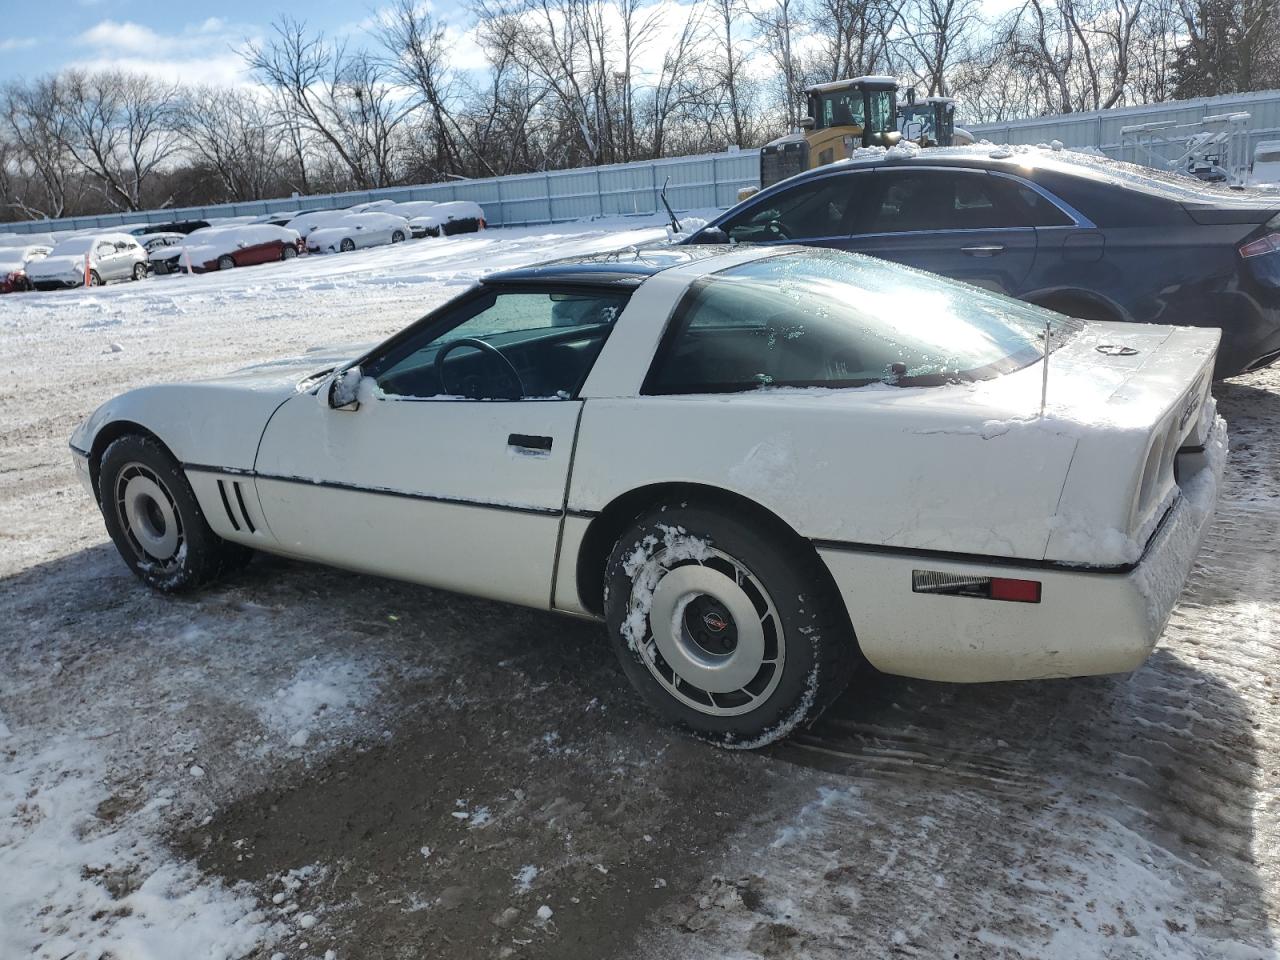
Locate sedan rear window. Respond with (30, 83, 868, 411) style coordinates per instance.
(643, 250, 1079, 394)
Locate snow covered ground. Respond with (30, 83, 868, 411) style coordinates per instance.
(1, 214, 1278, 960)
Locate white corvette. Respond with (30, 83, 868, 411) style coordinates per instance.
(69, 246, 1225, 746)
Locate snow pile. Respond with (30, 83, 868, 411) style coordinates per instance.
(258, 657, 383, 751)
(666, 216, 709, 242)
(0, 733, 273, 960)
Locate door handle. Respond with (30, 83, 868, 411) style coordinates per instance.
(961, 244, 1005, 257)
(508, 433, 552, 452)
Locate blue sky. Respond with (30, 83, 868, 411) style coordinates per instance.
(0, 1, 471, 85)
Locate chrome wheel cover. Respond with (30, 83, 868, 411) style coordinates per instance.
(114, 462, 184, 569)
(634, 546, 784, 717)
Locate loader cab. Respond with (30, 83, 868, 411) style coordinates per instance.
(758, 77, 900, 189)
(898, 92, 953, 146)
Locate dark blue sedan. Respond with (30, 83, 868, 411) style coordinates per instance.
(683, 147, 1280, 378)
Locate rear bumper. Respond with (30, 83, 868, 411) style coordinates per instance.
(818, 414, 1226, 683)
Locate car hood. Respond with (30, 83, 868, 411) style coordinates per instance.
(28, 254, 85, 277)
(71, 344, 370, 471)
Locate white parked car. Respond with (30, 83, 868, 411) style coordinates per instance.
(0, 243, 52, 293)
(28, 233, 148, 289)
(69, 246, 1225, 747)
(410, 201, 486, 237)
(306, 212, 411, 253)
(1250, 140, 1280, 188)
(135, 231, 187, 255)
(383, 201, 441, 237)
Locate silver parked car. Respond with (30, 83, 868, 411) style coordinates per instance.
(28, 233, 149, 289)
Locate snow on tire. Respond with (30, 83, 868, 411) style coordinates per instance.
(603, 501, 858, 748)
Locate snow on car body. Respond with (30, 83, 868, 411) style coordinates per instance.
(305, 212, 411, 254)
(383, 201, 442, 237)
(149, 224, 303, 275)
(0, 243, 52, 293)
(28, 233, 148, 289)
(68, 245, 1224, 746)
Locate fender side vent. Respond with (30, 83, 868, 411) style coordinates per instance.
(216, 480, 241, 532)
(233, 482, 257, 534)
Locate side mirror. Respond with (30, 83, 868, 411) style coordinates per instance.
(328, 365, 363, 410)
(691, 226, 729, 244)
(798, 117, 815, 130)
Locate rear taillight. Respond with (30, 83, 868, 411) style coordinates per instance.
(912, 570, 1042, 603)
(1239, 232, 1280, 258)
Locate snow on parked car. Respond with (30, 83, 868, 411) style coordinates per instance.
(305, 212, 411, 254)
(0, 243, 51, 293)
(149, 224, 304, 275)
(27, 233, 148, 289)
(135, 231, 187, 255)
(409, 201, 486, 237)
(382, 201, 441, 237)
(68, 244, 1225, 749)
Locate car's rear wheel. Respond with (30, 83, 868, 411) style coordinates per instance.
(340, 238, 355, 253)
(99, 434, 251, 592)
(281, 245, 297, 260)
(132, 262, 146, 281)
(604, 501, 858, 748)
(87, 270, 102, 287)
(217, 255, 236, 271)
(391, 230, 405, 243)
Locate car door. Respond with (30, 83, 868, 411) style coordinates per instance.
(716, 170, 875, 248)
(252, 284, 631, 609)
(92, 241, 119, 280)
(842, 168, 1038, 295)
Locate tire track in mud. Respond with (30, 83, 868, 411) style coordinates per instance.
(643, 368, 1280, 960)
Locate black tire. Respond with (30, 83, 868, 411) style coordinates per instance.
(217, 254, 236, 271)
(604, 501, 857, 748)
(391, 229, 405, 243)
(132, 262, 146, 281)
(88, 270, 102, 287)
(98, 434, 251, 592)
(339, 238, 355, 253)
(281, 245, 297, 260)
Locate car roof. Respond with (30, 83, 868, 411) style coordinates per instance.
(484, 244, 736, 287)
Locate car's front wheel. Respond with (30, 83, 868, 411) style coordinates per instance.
(281, 245, 297, 260)
(217, 254, 236, 271)
(99, 434, 251, 592)
(132, 262, 146, 281)
(339, 238, 355, 253)
(604, 501, 857, 748)
(391, 229, 405, 243)
(87, 270, 102, 287)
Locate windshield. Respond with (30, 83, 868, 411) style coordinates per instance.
(49, 238, 94, 256)
(866, 90, 894, 133)
(645, 250, 1080, 394)
(816, 91, 865, 130)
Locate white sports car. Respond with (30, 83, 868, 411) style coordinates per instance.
(69, 246, 1225, 747)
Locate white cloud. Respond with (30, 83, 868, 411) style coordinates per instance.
(70, 18, 260, 87)
(0, 37, 38, 53)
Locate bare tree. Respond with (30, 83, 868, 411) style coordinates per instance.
(178, 87, 286, 200)
(244, 17, 412, 188)
(59, 70, 182, 211)
(749, 0, 806, 128)
(893, 0, 981, 96)
(2, 77, 83, 218)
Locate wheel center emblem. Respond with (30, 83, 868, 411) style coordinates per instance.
(702, 612, 729, 633)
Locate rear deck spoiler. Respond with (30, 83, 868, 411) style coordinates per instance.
(1181, 198, 1280, 226)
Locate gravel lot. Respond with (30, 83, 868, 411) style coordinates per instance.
(1, 220, 1276, 960)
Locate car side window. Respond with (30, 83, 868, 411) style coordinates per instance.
(720, 175, 862, 243)
(645, 276, 878, 394)
(96, 242, 115, 257)
(366, 288, 630, 401)
(856, 171, 1047, 234)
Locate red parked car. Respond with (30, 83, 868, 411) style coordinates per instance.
(149, 225, 304, 275)
(0, 243, 52, 293)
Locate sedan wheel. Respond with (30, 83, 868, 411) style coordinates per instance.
(132, 262, 146, 281)
(87, 270, 102, 287)
(391, 230, 405, 243)
(281, 245, 297, 260)
(604, 501, 858, 747)
(217, 255, 236, 271)
(340, 238, 355, 253)
(99, 434, 251, 591)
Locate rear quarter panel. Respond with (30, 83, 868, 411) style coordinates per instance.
(568, 386, 1078, 559)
